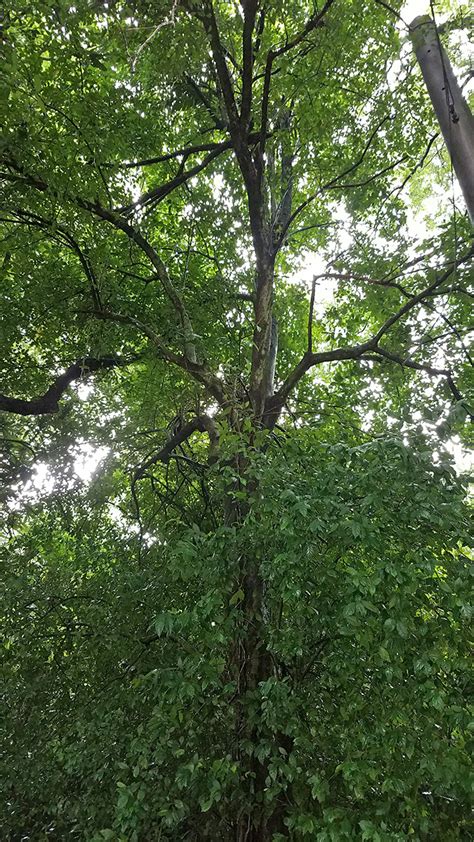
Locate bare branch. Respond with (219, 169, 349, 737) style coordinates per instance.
(308, 275, 317, 352)
(271, 341, 376, 410)
(117, 137, 231, 169)
(131, 0, 179, 71)
(329, 154, 409, 190)
(241, 0, 258, 128)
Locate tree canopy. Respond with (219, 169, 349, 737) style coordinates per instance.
(0, 0, 472, 839)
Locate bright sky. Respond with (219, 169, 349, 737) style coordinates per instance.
(402, 0, 429, 21)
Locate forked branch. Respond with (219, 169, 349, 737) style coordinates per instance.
(133, 414, 219, 480)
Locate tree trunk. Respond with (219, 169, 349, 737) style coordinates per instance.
(410, 15, 474, 222)
(224, 441, 290, 841)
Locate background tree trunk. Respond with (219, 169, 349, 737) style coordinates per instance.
(410, 14, 474, 222)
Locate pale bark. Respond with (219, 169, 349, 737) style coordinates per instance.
(410, 15, 474, 222)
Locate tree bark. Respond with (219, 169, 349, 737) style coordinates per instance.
(410, 15, 474, 222)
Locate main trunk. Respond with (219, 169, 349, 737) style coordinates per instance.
(225, 449, 289, 841)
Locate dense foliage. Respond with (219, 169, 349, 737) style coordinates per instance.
(0, 0, 472, 839)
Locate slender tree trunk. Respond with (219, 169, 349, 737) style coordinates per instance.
(410, 15, 474, 222)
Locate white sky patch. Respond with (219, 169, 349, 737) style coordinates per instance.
(401, 0, 429, 23)
(108, 503, 158, 547)
(7, 442, 111, 511)
(446, 435, 473, 474)
(287, 203, 352, 309)
(74, 443, 109, 482)
(292, 252, 338, 305)
(30, 462, 56, 495)
(77, 382, 95, 401)
(7, 462, 57, 511)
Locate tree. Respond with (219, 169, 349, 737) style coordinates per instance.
(0, 1, 472, 840)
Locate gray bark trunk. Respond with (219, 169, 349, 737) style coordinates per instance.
(410, 15, 474, 223)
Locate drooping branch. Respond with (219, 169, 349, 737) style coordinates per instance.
(371, 346, 473, 419)
(0, 356, 136, 416)
(1, 158, 199, 363)
(5, 208, 103, 310)
(371, 245, 474, 346)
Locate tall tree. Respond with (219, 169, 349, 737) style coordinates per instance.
(0, 1, 472, 839)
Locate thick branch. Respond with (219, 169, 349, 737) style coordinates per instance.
(268, 247, 473, 418)
(240, 0, 258, 128)
(133, 414, 218, 480)
(0, 357, 135, 416)
(273, 341, 376, 408)
(116, 137, 232, 168)
(115, 131, 269, 169)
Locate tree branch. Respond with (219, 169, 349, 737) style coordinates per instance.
(259, 0, 335, 158)
(118, 144, 229, 215)
(308, 275, 317, 352)
(87, 309, 225, 403)
(114, 137, 232, 168)
(1, 158, 199, 363)
(371, 245, 474, 346)
(0, 356, 136, 416)
(276, 114, 396, 245)
(240, 0, 258, 128)
(202, 2, 239, 131)
(265, 246, 474, 423)
(133, 413, 218, 480)
(7, 208, 103, 310)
